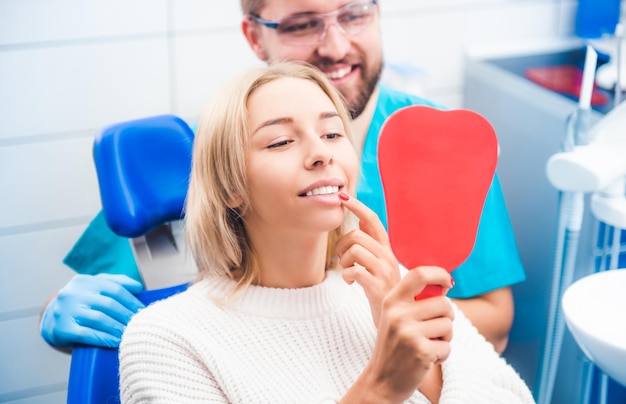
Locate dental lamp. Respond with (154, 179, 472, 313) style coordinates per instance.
(546, 99, 626, 210)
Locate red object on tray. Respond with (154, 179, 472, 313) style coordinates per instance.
(378, 106, 498, 300)
(525, 65, 608, 106)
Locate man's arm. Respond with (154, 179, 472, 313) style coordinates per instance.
(451, 286, 514, 354)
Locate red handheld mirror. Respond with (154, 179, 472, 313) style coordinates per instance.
(378, 106, 498, 299)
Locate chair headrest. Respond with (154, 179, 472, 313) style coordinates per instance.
(93, 114, 194, 238)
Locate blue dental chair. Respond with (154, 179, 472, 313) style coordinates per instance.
(66, 114, 197, 404)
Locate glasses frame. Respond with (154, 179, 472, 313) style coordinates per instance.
(249, 0, 378, 46)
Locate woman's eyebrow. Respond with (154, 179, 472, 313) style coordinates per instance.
(252, 111, 340, 135)
(320, 111, 340, 120)
(252, 117, 292, 135)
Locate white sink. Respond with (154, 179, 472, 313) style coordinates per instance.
(562, 269, 626, 387)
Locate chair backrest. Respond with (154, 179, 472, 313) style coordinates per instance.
(67, 114, 195, 404)
(94, 114, 198, 289)
(93, 114, 194, 238)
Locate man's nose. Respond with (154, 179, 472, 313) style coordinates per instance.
(316, 22, 351, 60)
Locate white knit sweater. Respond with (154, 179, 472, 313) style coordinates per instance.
(119, 269, 535, 403)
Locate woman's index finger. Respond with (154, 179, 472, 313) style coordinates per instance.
(339, 193, 389, 245)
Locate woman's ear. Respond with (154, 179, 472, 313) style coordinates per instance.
(241, 17, 269, 61)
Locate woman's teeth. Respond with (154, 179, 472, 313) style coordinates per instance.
(305, 186, 339, 196)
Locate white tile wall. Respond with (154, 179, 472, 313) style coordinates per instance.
(0, 40, 172, 139)
(0, 139, 100, 227)
(172, 0, 242, 31)
(0, 0, 168, 45)
(0, 226, 83, 313)
(6, 392, 68, 404)
(0, 316, 71, 402)
(173, 32, 263, 120)
(381, 0, 575, 107)
(0, 0, 581, 402)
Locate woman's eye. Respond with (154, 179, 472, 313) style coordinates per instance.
(324, 132, 342, 140)
(268, 139, 291, 149)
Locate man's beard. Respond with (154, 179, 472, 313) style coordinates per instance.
(346, 61, 382, 119)
(310, 57, 383, 120)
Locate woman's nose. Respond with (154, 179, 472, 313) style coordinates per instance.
(306, 140, 334, 169)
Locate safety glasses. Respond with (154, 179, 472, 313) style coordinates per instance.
(249, 0, 378, 46)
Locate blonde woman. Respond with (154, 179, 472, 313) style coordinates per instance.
(119, 61, 534, 403)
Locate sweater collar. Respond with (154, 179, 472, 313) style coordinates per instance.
(196, 269, 356, 319)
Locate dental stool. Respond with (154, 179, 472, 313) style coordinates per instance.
(67, 114, 197, 404)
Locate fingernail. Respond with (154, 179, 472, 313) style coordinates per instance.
(450, 275, 455, 287)
(339, 192, 350, 201)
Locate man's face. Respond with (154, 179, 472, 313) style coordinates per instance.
(243, 0, 383, 118)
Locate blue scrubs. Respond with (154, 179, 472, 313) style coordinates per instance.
(65, 86, 525, 297)
(63, 211, 141, 283)
(357, 85, 526, 298)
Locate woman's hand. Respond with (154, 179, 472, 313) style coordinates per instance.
(336, 193, 455, 402)
(369, 266, 454, 400)
(340, 265, 455, 403)
(335, 193, 400, 327)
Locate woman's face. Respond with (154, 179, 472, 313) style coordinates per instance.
(244, 76, 359, 236)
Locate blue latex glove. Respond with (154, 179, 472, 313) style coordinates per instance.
(41, 273, 144, 348)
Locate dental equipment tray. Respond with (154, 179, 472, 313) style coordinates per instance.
(488, 47, 615, 115)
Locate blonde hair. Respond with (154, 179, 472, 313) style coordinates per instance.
(185, 61, 353, 290)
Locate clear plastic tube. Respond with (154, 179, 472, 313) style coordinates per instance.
(536, 191, 584, 404)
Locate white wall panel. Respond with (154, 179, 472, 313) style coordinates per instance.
(6, 391, 66, 404)
(0, 139, 100, 228)
(0, 39, 171, 140)
(0, 0, 168, 46)
(173, 32, 262, 120)
(557, 1, 578, 36)
(0, 316, 70, 399)
(172, 0, 242, 31)
(0, 226, 84, 314)
(382, 2, 561, 99)
(430, 92, 464, 110)
(381, 0, 533, 14)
